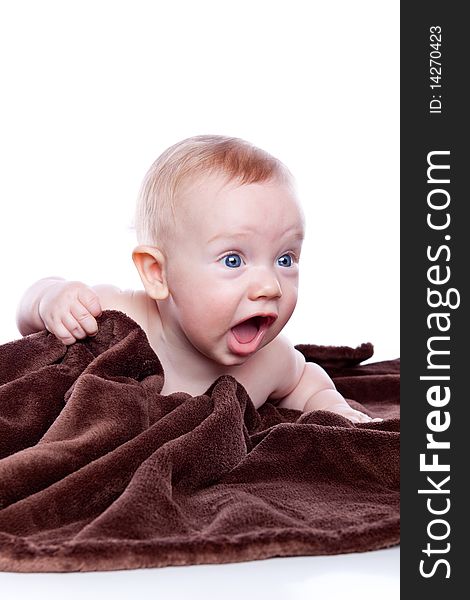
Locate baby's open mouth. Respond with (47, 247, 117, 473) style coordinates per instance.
(231, 315, 275, 344)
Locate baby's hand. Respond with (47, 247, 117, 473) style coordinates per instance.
(303, 388, 383, 424)
(38, 280, 102, 345)
(326, 403, 383, 424)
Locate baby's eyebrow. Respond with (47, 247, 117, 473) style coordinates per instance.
(207, 230, 304, 244)
(206, 231, 252, 244)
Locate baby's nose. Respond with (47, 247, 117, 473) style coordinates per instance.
(248, 271, 282, 300)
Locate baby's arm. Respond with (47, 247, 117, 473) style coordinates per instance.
(270, 337, 380, 423)
(16, 277, 146, 345)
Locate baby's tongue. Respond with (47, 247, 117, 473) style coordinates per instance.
(232, 318, 258, 344)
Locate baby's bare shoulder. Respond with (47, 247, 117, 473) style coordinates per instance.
(257, 334, 306, 401)
(92, 284, 156, 335)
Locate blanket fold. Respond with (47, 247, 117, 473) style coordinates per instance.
(0, 310, 399, 572)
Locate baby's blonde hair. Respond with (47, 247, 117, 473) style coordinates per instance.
(134, 134, 293, 248)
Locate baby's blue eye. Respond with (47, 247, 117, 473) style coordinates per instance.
(222, 254, 242, 268)
(278, 254, 293, 267)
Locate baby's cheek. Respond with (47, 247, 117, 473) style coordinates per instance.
(283, 291, 298, 320)
(205, 297, 232, 323)
(188, 288, 225, 319)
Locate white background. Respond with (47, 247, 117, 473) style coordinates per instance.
(0, 1, 399, 596)
(0, 0, 399, 362)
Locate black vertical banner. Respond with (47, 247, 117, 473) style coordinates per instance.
(401, 2, 467, 597)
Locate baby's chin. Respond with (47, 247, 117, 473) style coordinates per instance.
(197, 344, 253, 368)
(206, 350, 249, 368)
(194, 330, 278, 368)
(205, 339, 272, 368)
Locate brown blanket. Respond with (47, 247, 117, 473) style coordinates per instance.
(0, 310, 399, 572)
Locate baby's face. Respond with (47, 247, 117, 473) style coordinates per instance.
(164, 173, 305, 366)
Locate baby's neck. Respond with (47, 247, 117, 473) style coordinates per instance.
(148, 313, 229, 390)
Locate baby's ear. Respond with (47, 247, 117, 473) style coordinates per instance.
(132, 245, 169, 300)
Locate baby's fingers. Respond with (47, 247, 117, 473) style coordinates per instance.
(353, 412, 383, 423)
(346, 409, 380, 423)
(351, 413, 370, 423)
(77, 287, 102, 318)
(47, 319, 80, 346)
(61, 312, 89, 340)
(70, 303, 99, 337)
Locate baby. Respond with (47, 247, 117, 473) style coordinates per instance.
(16, 135, 378, 423)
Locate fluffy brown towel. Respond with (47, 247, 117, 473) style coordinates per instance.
(0, 310, 399, 572)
